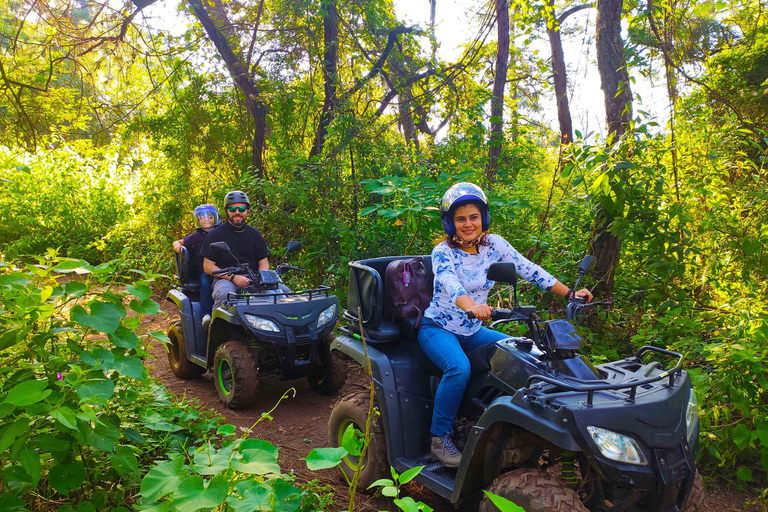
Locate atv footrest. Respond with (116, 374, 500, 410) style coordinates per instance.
(395, 457, 455, 500)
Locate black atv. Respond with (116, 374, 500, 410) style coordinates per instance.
(327, 255, 702, 512)
(166, 241, 347, 409)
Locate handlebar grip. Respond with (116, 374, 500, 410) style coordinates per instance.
(467, 311, 475, 320)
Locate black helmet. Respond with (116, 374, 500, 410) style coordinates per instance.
(224, 190, 250, 209)
(439, 182, 490, 237)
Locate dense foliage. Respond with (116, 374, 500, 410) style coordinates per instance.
(1, 0, 767, 506)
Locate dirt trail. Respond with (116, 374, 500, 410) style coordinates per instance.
(144, 300, 761, 512)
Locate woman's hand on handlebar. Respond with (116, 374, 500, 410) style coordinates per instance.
(574, 288, 593, 303)
(466, 304, 494, 321)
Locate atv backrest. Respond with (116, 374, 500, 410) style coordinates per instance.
(174, 246, 201, 293)
(345, 256, 433, 344)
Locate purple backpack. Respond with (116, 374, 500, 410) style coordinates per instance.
(384, 257, 431, 328)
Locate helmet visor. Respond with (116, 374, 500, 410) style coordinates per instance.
(440, 182, 488, 213)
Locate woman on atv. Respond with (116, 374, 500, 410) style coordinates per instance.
(419, 182, 593, 467)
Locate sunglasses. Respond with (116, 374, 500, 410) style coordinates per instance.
(227, 206, 247, 213)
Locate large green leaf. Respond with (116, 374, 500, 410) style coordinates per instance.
(0, 418, 30, 452)
(86, 419, 119, 452)
(75, 378, 115, 402)
(0, 328, 25, 352)
(126, 284, 152, 302)
(272, 479, 303, 512)
(109, 445, 139, 475)
(140, 457, 187, 502)
(71, 301, 125, 334)
(48, 461, 86, 495)
(193, 444, 231, 476)
(483, 491, 526, 512)
(112, 355, 146, 380)
(0, 492, 27, 512)
(341, 423, 363, 456)
(51, 406, 79, 430)
(732, 423, 750, 451)
(173, 474, 230, 512)
(231, 444, 281, 476)
(130, 298, 160, 315)
(3, 379, 51, 406)
(226, 480, 272, 512)
(62, 281, 87, 297)
(142, 412, 183, 432)
(239, 439, 279, 459)
(109, 326, 140, 349)
(18, 448, 41, 486)
(81, 347, 115, 369)
(394, 496, 435, 512)
(302, 447, 346, 470)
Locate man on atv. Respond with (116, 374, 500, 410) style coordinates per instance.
(201, 190, 270, 311)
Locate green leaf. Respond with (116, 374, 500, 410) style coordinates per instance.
(126, 284, 152, 301)
(399, 465, 424, 484)
(732, 423, 750, 450)
(272, 479, 303, 512)
(736, 466, 753, 482)
(382, 486, 398, 498)
(109, 445, 139, 475)
(232, 442, 280, 475)
(303, 447, 347, 470)
(86, 419, 119, 452)
(0, 418, 30, 453)
(360, 206, 378, 216)
(19, 448, 41, 486)
(226, 480, 272, 512)
(142, 412, 183, 432)
(0, 328, 24, 352)
(140, 457, 187, 502)
(33, 433, 72, 452)
(48, 461, 86, 495)
(149, 331, 171, 345)
(216, 424, 236, 436)
(62, 281, 87, 297)
(341, 423, 363, 456)
(193, 444, 231, 476)
(71, 301, 125, 334)
(240, 438, 279, 459)
(483, 491, 527, 511)
(0, 492, 27, 512)
(368, 478, 395, 489)
(3, 379, 51, 406)
(173, 474, 230, 512)
(754, 420, 768, 447)
(112, 355, 146, 380)
(109, 327, 140, 349)
(130, 298, 160, 315)
(51, 406, 79, 430)
(393, 496, 433, 512)
(75, 378, 115, 402)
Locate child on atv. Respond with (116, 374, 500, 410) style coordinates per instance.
(172, 204, 221, 329)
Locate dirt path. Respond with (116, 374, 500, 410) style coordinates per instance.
(144, 300, 762, 512)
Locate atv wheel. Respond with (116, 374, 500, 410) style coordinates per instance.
(308, 337, 347, 394)
(213, 341, 258, 409)
(681, 471, 704, 512)
(479, 468, 588, 512)
(167, 322, 205, 379)
(327, 391, 388, 490)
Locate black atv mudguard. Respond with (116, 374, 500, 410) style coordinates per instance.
(167, 289, 207, 368)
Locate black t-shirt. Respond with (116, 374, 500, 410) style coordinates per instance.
(201, 222, 270, 271)
(182, 228, 207, 272)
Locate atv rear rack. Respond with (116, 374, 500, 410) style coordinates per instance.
(226, 285, 333, 304)
(524, 346, 684, 406)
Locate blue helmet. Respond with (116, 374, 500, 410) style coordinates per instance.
(193, 204, 221, 230)
(439, 182, 490, 237)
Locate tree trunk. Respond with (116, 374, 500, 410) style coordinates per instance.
(547, 0, 573, 145)
(487, 0, 510, 188)
(591, 0, 633, 297)
(188, 0, 267, 178)
(309, 0, 339, 158)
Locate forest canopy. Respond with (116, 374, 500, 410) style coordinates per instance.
(1, 0, 767, 503)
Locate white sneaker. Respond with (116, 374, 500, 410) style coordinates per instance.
(202, 314, 211, 330)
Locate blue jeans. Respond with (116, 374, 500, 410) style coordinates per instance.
(418, 317, 508, 437)
(199, 272, 213, 316)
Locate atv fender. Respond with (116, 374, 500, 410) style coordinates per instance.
(330, 333, 403, 464)
(475, 395, 580, 451)
(167, 289, 206, 364)
(206, 307, 243, 364)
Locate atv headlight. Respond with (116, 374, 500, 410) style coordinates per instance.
(686, 388, 699, 442)
(587, 426, 648, 465)
(317, 304, 337, 329)
(245, 314, 280, 333)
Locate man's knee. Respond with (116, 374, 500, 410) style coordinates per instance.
(443, 357, 471, 382)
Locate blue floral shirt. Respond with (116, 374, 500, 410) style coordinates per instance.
(425, 234, 556, 336)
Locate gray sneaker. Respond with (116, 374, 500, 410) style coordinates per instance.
(431, 435, 462, 468)
(202, 314, 211, 330)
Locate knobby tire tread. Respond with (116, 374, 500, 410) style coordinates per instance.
(479, 468, 589, 512)
(168, 322, 205, 379)
(214, 340, 258, 410)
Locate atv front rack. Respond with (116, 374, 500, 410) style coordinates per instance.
(524, 346, 684, 406)
(225, 285, 333, 304)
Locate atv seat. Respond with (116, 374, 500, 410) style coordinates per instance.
(344, 256, 433, 344)
(174, 246, 201, 293)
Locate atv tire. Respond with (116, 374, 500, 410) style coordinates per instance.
(167, 322, 205, 379)
(214, 341, 258, 409)
(479, 468, 588, 512)
(308, 336, 348, 395)
(681, 471, 704, 512)
(327, 391, 388, 491)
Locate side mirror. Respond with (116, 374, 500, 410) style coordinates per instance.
(210, 241, 231, 252)
(579, 255, 596, 275)
(487, 263, 518, 287)
(285, 241, 302, 253)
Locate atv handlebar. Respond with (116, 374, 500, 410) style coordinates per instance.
(212, 265, 248, 276)
(467, 306, 537, 322)
(276, 263, 304, 276)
